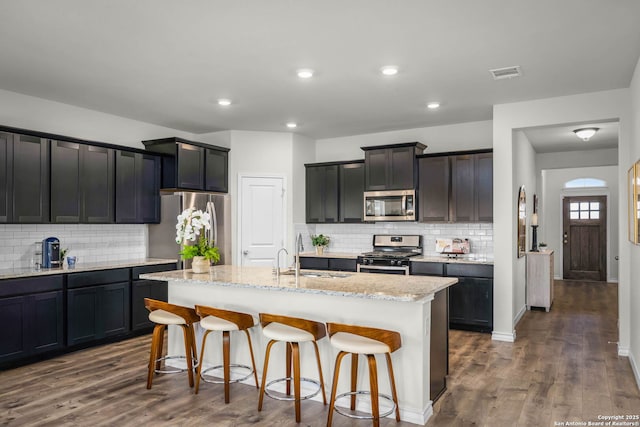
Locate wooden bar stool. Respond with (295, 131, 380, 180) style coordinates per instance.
(257, 313, 327, 423)
(144, 298, 199, 389)
(326, 323, 402, 427)
(193, 305, 259, 403)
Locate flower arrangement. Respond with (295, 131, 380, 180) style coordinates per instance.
(311, 234, 330, 247)
(175, 207, 220, 263)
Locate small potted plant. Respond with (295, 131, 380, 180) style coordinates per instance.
(311, 234, 330, 255)
(176, 207, 220, 273)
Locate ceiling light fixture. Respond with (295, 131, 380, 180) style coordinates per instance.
(286, 122, 297, 129)
(573, 127, 599, 141)
(380, 66, 399, 76)
(297, 69, 314, 79)
(427, 102, 441, 110)
(217, 99, 232, 106)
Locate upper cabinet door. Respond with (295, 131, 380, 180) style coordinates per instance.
(115, 150, 138, 223)
(419, 156, 450, 222)
(13, 134, 49, 223)
(388, 146, 415, 190)
(364, 149, 388, 191)
(177, 143, 204, 190)
(81, 145, 114, 223)
(0, 132, 13, 223)
(115, 151, 161, 224)
(205, 148, 228, 193)
(51, 140, 81, 223)
(475, 152, 493, 222)
(450, 155, 475, 222)
(138, 154, 160, 224)
(339, 162, 364, 223)
(305, 164, 339, 223)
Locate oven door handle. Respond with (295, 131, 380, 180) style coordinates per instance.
(357, 264, 410, 275)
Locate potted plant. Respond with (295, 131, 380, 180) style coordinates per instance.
(311, 234, 330, 255)
(176, 207, 220, 273)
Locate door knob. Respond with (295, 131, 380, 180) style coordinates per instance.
(563, 240, 568, 244)
(243, 250, 249, 255)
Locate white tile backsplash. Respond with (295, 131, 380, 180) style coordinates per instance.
(0, 224, 148, 270)
(295, 222, 493, 256)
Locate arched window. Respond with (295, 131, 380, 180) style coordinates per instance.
(564, 178, 607, 188)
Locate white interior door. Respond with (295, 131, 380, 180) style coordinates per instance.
(239, 175, 285, 266)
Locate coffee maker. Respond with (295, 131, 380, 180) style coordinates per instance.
(42, 237, 61, 269)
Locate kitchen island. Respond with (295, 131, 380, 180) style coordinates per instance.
(141, 265, 457, 425)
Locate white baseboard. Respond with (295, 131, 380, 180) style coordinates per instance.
(492, 330, 516, 342)
(618, 345, 630, 357)
(513, 305, 527, 326)
(628, 349, 640, 392)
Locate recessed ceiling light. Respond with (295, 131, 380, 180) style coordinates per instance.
(380, 66, 399, 76)
(297, 69, 314, 79)
(427, 102, 441, 110)
(286, 122, 297, 129)
(217, 99, 232, 106)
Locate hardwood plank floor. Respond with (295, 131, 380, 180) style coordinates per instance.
(1, 280, 638, 426)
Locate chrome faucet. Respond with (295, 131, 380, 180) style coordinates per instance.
(276, 247, 288, 278)
(295, 233, 304, 279)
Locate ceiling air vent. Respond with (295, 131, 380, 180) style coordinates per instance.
(489, 66, 522, 80)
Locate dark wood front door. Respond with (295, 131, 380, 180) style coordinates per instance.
(562, 196, 606, 281)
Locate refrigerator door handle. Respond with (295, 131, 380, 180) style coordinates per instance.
(207, 201, 218, 245)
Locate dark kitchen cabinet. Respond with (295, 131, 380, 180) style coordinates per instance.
(205, 147, 228, 192)
(12, 134, 49, 223)
(362, 143, 425, 191)
(411, 261, 493, 333)
(143, 137, 229, 193)
(51, 141, 114, 223)
(418, 150, 493, 223)
(305, 164, 339, 223)
(339, 161, 364, 222)
(0, 275, 64, 364)
(115, 151, 160, 224)
(130, 264, 173, 331)
(418, 156, 450, 222)
(0, 132, 11, 223)
(299, 256, 357, 272)
(67, 269, 130, 346)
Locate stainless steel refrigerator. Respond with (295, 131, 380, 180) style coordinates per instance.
(148, 191, 231, 269)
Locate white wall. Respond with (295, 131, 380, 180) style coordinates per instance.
(315, 120, 492, 162)
(0, 88, 194, 148)
(512, 131, 537, 325)
(541, 166, 619, 281)
(292, 133, 316, 224)
(228, 130, 296, 265)
(195, 130, 232, 149)
(628, 55, 640, 388)
(536, 148, 618, 170)
(493, 88, 631, 344)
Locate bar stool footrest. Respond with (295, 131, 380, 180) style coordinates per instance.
(200, 364, 254, 384)
(154, 355, 199, 374)
(333, 391, 396, 420)
(264, 377, 321, 401)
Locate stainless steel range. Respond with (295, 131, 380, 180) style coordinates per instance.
(357, 235, 422, 275)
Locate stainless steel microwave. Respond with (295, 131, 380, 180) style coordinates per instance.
(363, 190, 416, 221)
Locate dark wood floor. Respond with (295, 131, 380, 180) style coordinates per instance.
(1, 280, 638, 426)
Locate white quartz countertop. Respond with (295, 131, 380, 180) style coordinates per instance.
(0, 258, 178, 280)
(141, 265, 457, 303)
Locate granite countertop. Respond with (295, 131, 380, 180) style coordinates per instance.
(297, 252, 359, 259)
(0, 258, 178, 280)
(411, 255, 494, 265)
(141, 265, 457, 303)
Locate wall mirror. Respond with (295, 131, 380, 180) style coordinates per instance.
(517, 185, 527, 257)
(630, 162, 640, 244)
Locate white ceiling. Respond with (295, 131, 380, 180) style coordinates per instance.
(0, 1, 639, 140)
(522, 121, 619, 154)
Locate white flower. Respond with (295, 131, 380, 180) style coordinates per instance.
(175, 208, 212, 245)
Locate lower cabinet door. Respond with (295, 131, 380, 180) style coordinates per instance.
(470, 278, 493, 330)
(67, 287, 100, 346)
(131, 280, 168, 331)
(0, 295, 29, 363)
(449, 279, 473, 326)
(102, 282, 130, 337)
(449, 277, 493, 332)
(31, 291, 64, 354)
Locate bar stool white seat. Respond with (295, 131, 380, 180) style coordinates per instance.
(326, 323, 402, 427)
(194, 305, 259, 403)
(257, 313, 327, 423)
(144, 298, 199, 390)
